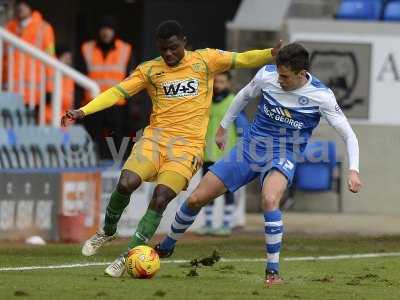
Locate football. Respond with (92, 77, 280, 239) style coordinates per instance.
(126, 245, 160, 279)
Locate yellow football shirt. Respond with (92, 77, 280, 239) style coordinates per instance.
(117, 49, 237, 151)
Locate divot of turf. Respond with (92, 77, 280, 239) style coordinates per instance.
(154, 290, 166, 297)
(14, 290, 29, 296)
(312, 275, 334, 283)
(186, 269, 199, 277)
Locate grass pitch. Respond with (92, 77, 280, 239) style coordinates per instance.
(1, 233, 400, 300)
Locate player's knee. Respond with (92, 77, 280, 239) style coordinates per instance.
(262, 192, 280, 211)
(149, 186, 176, 213)
(117, 171, 141, 195)
(187, 192, 204, 211)
(151, 195, 169, 213)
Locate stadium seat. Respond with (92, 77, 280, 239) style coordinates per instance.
(0, 92, 25, 109)
(65, 126, 97, 167)
(336, 0, 383, 20)
(294, 140, 337, 191)
(0, 128, 10, 168)
(383, 1, 400, 20)
(1, 108, 15, 127)
(0, 92, 36, 127)
(281, 140, 342, 212)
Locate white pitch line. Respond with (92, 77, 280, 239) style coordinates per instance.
(0, 262, 109, 272)
(1, 252, 400, 272)
(284, 252, 400, 261)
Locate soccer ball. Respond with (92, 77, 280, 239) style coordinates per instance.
(126, 245, 160, 279)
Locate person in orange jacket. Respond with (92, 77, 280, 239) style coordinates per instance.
(78, 16, 134, 160)
(45, 46, 74, 124)
(4, 0, 55, 111)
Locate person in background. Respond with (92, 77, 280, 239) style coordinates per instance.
(4, 0, 55, 111)
(45, 46, 74, 124)
(197, 71, 249, 237)
(79, 16, 134, 160)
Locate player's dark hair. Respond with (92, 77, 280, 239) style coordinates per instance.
(276, 43, 310, 73)
(156, 20, 184, 40)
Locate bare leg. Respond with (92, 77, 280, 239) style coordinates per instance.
(157, 171, 227, 254)
(187, 171, 227, 210)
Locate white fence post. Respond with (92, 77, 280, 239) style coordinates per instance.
(7, 45, 13, 92)
(0, 40, 3, 89)
(39, 64, 46, 125)
(52, 70, 62, 127)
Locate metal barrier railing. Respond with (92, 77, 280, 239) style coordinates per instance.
(0, 26, 100, 127)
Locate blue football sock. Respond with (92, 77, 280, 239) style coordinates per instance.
(160, 201, 200, 251)
(264, 209, 283, 273)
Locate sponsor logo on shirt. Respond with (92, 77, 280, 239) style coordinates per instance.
(263, 104, 304, 129)
(162, 79, 199, 98)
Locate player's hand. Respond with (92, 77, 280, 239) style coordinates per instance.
(61, 109, 85, 127)
(347, 170, 362, 193)
(215, 126, 227, 150)
(271, 40, 283, 57)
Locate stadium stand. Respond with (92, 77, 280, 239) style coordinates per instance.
(0, 92, 97, 169)
(336, 0, 383, 20)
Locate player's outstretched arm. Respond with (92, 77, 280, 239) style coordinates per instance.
(61, 87, 125, 127)
(321, 97, 362, 193)
(334, 120, 362, 193)
(233, 40, 282, 69)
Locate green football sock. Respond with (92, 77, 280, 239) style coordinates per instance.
(103, 190, 131, 236)
(128, 209, 162, 249)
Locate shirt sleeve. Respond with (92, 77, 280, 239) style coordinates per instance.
(80, 87, 125, 116)
(233, 49, 273, 69)
(220, 68, 264, 129)
(204, 49, 236, 73)
(234, 111, 250, 136)
(320, 92, 360, 172)
(117, 66, 148, 97)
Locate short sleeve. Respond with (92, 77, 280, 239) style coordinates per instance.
(203, 48, 236, 73)
(117, 66, 148, 97)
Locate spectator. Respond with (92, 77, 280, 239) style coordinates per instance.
(197, 71, 249, 236)
(79, 16, 134, 160)
(45, 45, 74, 124)
(4, 0, 55, 110)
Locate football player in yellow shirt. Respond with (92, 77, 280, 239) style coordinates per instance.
(61, 20, 281, 277)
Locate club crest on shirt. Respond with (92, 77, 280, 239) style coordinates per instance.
(162, 79, 199, 98)
(191, 63, 203, 73)
(298, 96, 309, 105)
